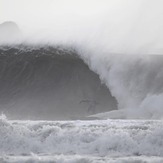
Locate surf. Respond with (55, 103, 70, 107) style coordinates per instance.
(1, 0, 163, 119)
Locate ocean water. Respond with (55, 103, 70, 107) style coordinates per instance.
(0, 116, 163, 163)
(1, 1, 163, 162)
(0, 46, 117, 120)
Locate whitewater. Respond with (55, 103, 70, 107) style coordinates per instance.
(0, 115, 163, 163)
(1, 0, 163, 162)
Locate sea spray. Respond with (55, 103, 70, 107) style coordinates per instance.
(1, 0, 163, 119)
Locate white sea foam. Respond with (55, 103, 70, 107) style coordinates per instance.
(0, 116, 163, 158)
(1, 155, 163, 163)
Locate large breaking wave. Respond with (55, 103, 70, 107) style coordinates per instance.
(1, 44, 163, 120)
(1, 0, 163, 119)
(0, 45, 117, 120)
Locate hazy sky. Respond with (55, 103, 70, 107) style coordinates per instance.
(1, 0, 163, 53)
(0, 0, 144, 29)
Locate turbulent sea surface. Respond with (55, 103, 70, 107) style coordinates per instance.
(1, 1, 163, 162)
(1, 116, 163, 163)
(0, 45, 163, 163)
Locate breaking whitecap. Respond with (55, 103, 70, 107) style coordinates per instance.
(0, 115, 163, 162)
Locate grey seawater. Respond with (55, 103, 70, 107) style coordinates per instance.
(1, 155, 163, 163)
(0, 45, 117, 120)
(0, 117, 163, 163)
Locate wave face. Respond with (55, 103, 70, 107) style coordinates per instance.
(0, 44, 163, 120)
(0, 46, 117, 120)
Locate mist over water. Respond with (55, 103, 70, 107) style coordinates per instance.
(80, 52, 163, 119)
(1, 0, 163, 119)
